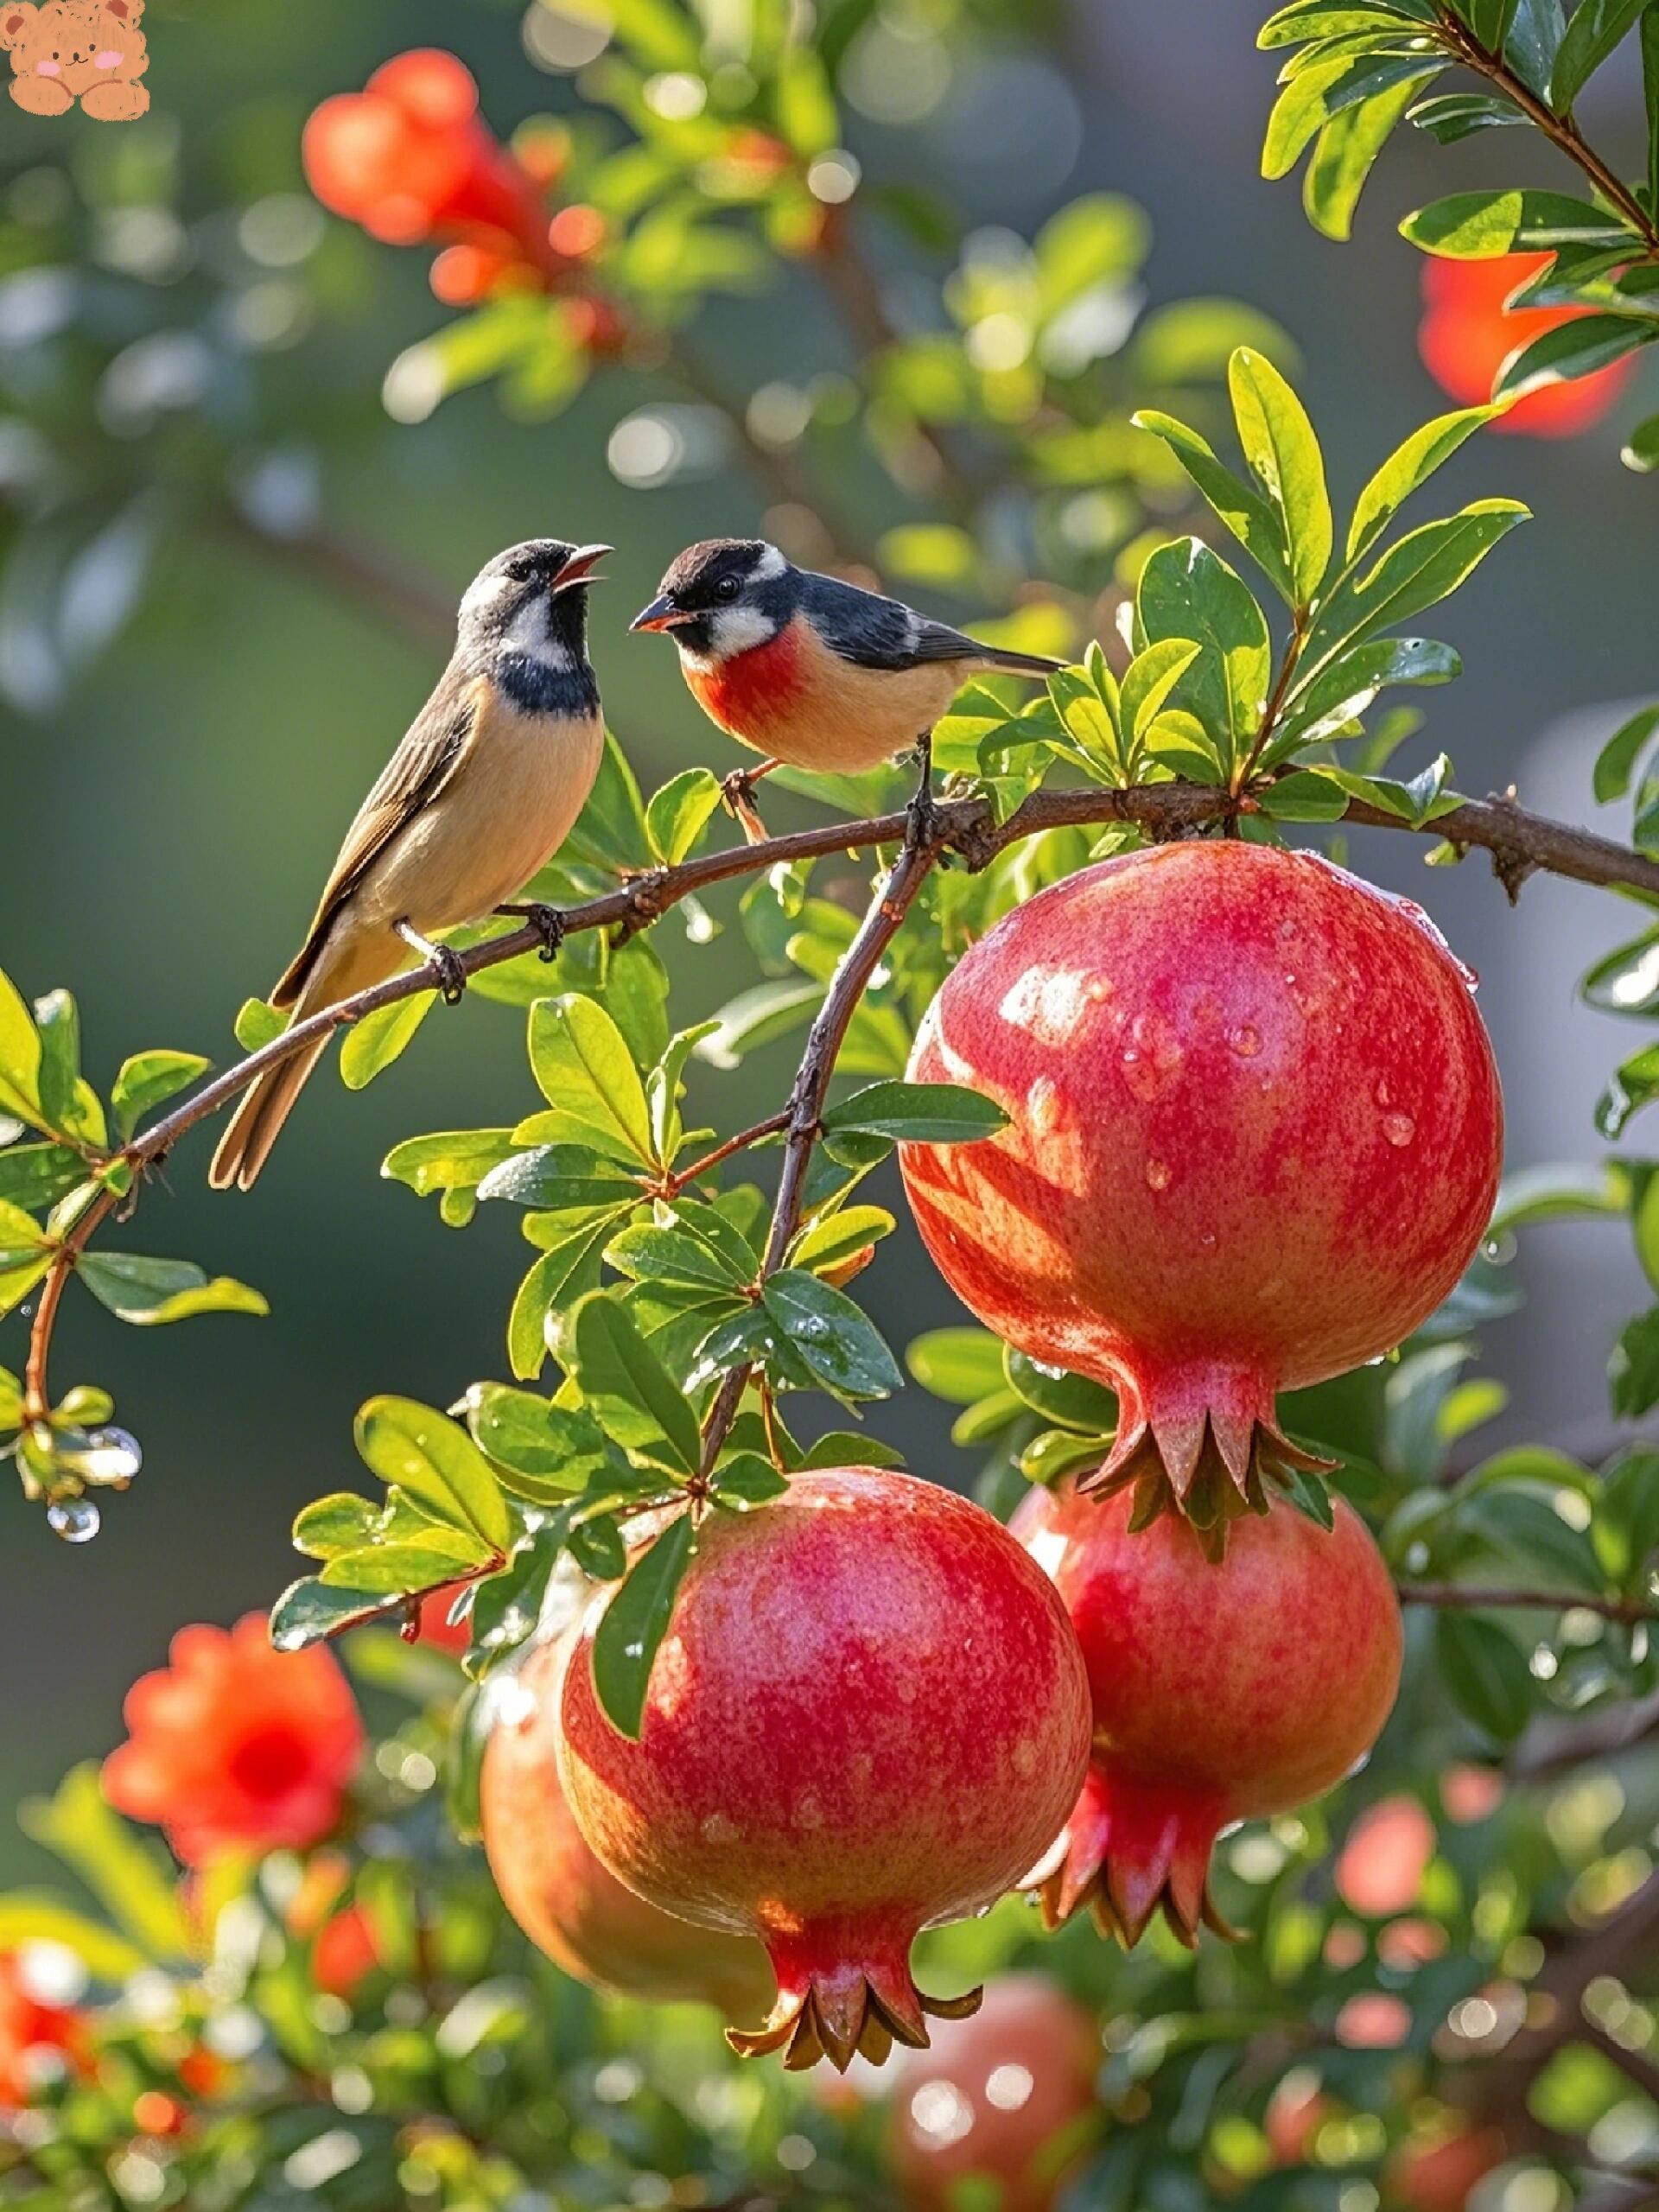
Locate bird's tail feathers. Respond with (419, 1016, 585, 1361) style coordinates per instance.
(208, 933, 393, 1192)
(976, 644, 1065, 678)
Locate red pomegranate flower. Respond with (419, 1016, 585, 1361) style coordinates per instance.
(102, 1615, 363, 1866)
(302, 50, 555, 273)
(1419, 252, 1635, 435)
(0, 1951, 89, 2107)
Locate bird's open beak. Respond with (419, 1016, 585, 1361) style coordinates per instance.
(552, 543, 612, 594)
(629, 594, 692, 632)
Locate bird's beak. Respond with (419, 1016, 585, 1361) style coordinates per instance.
(552, 543, 612, 594)
(630, 594, 692, 633)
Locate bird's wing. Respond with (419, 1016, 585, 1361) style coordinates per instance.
(798, 571, 989, 672)
(270, 671, 485, 1008)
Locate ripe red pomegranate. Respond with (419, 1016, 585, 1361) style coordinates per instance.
(887, 1974, 1100, 2212)
(901, 843, 1501, 1535)
(556, 1467, 1092, 2071)
(480, 1637, 772, 2019)
(1014, 1478, 1402, 1946)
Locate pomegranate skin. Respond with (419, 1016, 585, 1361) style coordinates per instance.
(887, 1974, 1101, 2212)
(901, 843, 1502, 1529)
(480, 1639, 772, 2019)
(1014, 1478, 1402, 1946)
(556, 1468, 1092, 2072)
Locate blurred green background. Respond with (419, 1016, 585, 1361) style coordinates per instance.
(1, 0, 1654, 1878)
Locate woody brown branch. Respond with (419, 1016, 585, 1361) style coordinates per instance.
(20, 772, 1659, 1421)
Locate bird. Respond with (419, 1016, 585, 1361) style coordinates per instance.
(629, 538, 1062, 839)
(209, 537, 610, 1192)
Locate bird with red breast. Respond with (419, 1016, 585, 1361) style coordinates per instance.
(631, 538, 1060, 838)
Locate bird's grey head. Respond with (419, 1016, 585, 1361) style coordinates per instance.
(458, 539, 609, 709)
(630, 538, 791, 661)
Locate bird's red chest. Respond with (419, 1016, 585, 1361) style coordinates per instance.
(685, 618, 811, 742)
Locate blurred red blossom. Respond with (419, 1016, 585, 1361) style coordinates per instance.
(102, 1615, 363, 1866)
(1419, 252, 1636, 435)
(0, 1952, 89, 2107)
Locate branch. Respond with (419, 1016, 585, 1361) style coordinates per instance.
(1397, 1581, 1659, 1624)
(20, 772, 1659, 1421)
(1435, 9, 1659, 257)
(696, 815, 943, 1474)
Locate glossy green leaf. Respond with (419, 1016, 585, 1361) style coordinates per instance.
(1434, 1611, 1534, 1740)
(1401, 188, 1631, 256)
(760, 1269, 903, 1401)
(1408, 89, 1526, 137)
(292, 1492, 380, 1559)
(340, 995, 433, 1090)
(1306, 501, 1528, 676)
(506, 1211, 619, 1380)
(606, 1219, 751, 1294)
(355, 1395, 512, 1552)
(820, 1080, 1007, 1146)
(1596, 1042, 1659, 1137)
(233, 997, 286, 1052)
(111, 1049, 210, 1141)
(1593, 705, 1659, 801)
(572, 1294, 702, 1472)
(1130, 411, 1295, 601)
(1002, 1349, 1117, 1432)
(797, 1431, 907, 1471)
(569, 1513, 628, 1581)
(645, 766, 723, 866)
(77, 1253, 268, 1326)
(1230, 347, 1332, 602)
(321, 1533, 488, 1592)
(711, 1452, 789, 1508)
(1495, 314, 1657, 399)
(1548, 0, 1648, 106)
(1137, 537, 1273, 773)
(906, 1326, 1007, 1403)
(0, 965, 42, 1129)
(529, 994, 655, 1165)
(563, 730, 649, 874)
(465, 1383, 613, 1499)
(0, 1141, 89, 1213)
(1260, 0, 1438, 43)
(383, 1128, 518, 1202)
(789, 1203, 894, 1277)
(1263, 48, 1446, 181)
(1304, 73, 1424, 238)
(1623, 410, 1659, 473)
(591, 1511, 696, 1737)
(1610, 1305, 1659, 1417)
(270, 1575, 405, 1649)
(1346, 404, 1506, 561)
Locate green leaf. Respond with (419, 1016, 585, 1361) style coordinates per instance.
(798, 1430, 906, 1471)
(1610, 1305, 1659, 1417)
(1584, 927, 1659, 1017)
(1275, 636, 1461, 753)
(1496, 314, 1657, 399)
(790, 1204, 894, 1278)
(1346, 404, 1507, 562)
(1623, 410, 1659, 473)
(0, 964, 42, 1129)
(340, 995, 434, 1090)
(1263, 48, 1446, 181)
(1122, 639, 1205, 749)
(569, 1513, 628, 1581)
(506, 1211, 619, 1380)
(1130, 410, 1295, 601)
(571, 1294, 703, 1473)
(606, 1220, 751, 1294)
(1261, 769, 1356, 820)
(355, 1395, 512, 1552)
(820, 1080, 1007, 1146)
(233, 997, 286, 1052)
(645, 766, 723, 866)
(591, 1511, 696, 1737)
(292, 1492, 380, 1558)
(529, 995, 656, 1166)
(1593, 705, 1659, 801)
(1434, 1611, 1534, 1741)
(1548, 0, 1649, 106)
(696, 979, 821, 1070)
(1229, 347, 1332, 603)
(1489, 1160, 1630, 1230)
(34, 991, 102, 1147)
(1033, 192, 1150, 313)
(711, 1452, 789, 1508)
(111, 1050, 210, 1141)
(0, 1364, 20, 1430)
(1137, 537, 1273, 774)
(0, 1141, 92, 1213)
(1003, 1349, 1117, 1432)
(906, 1326, 1007, 1403)
(1597, 1041, 1659, 1137)
(1260, 1, 1439, 44)
(0, 1896, 146, 1983)
(321, 1533, 488, 1592)
(270, 1575, 405, 1649)
(20, 1765, 191, 1961)
(383, 1128, 518, 1202)
(0, 1207, 50, 1318)
(465, 1382, 613, 1500)
(77, 1253, 268, 1325)
(1408, 88, 1526, 139)
(1303, 74, 1425, 238)
(760, 1269, 903, 1401)
(563, 729, 649, 874)
(1401, 187, 1632, 256)
(1304, 501, 1529, 677)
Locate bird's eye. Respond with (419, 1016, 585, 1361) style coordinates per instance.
(715, 575, 741, 601)
(505, 559, 537, 583)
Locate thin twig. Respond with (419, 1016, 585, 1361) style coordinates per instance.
(1435, 9, 1659, 256)
(1398, 1581, 1659, 1624)
(696, 818, 944, 1473)
(663, 1111, 791, 1198)
(18, 773, 1659, 1420)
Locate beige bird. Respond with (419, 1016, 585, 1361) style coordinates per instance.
(211, 538, 608, 1191)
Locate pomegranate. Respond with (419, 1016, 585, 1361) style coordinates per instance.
(887, 1974, 1100, 2212)
(1014, 1479, 1402, 1946)
(901, 843, 1501, 1537)
(1385, 2120, 1508, 2210)
(556, 1467, 1092, 2071)
(480, 1638, 772, 2018)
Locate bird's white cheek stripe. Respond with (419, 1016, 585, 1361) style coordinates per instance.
(503, 594, 572, 669)
(751, 543, 788, 582)
(710, 604, 779, 658)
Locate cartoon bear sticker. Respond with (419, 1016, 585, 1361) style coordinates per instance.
(1, 0, 149, 120)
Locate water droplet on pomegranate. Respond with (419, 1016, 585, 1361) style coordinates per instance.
(48, 1497, 99, 1543)
(1374, 1078, 1391, 1108)
(1145, 1158, 1173, 1192)
(1382, 1112, 1415, 1148)
(701, 1811, 739, 1847)
(1084, 975, 1113, 1002)
(1198, 1230, 1217, 1249)
(1228, 1024, 1261, 1058)
(1120, 1012, 1184, 1102)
